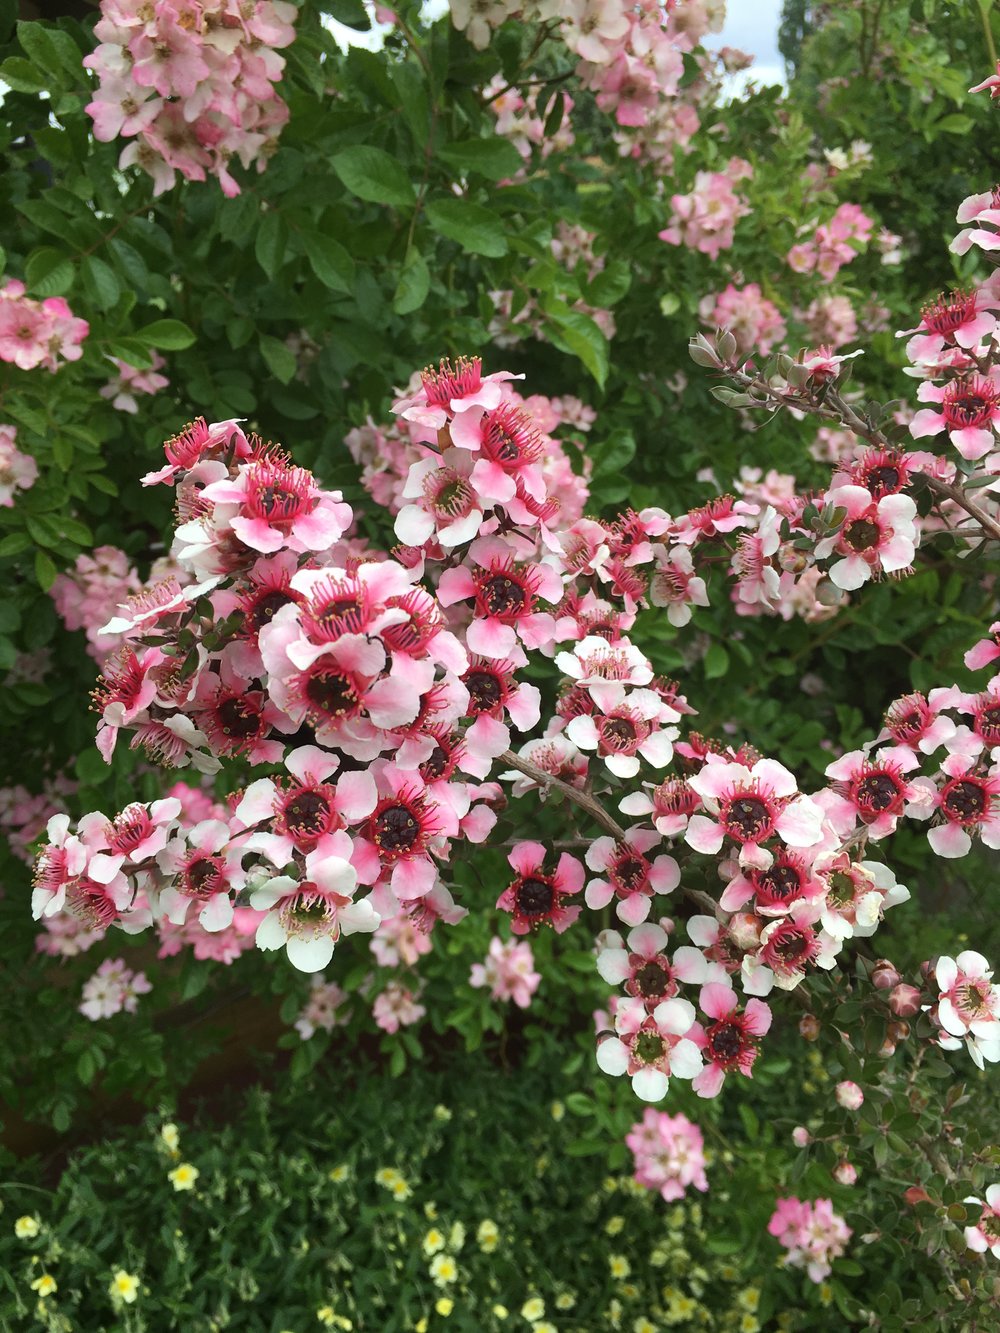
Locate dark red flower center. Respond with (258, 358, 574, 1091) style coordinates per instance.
(465, 668, 503, 714)
(481, 573, 526, 619)
(515, 875, 555, 915)
(855, 770, 902, 813)
(942, 778, 988, 824)
(921, 289, 976, 335)
(844, 517, 880, 552)
(305, 670, 358, 721)
(283, 789, 333, 837)
(217, 695, 262, 740)
(978, 704, 1000, 747)
(756, 862, 802, 902)
(943, 378, 999, 429)
(373, 804, 420, 854)
(724, 795, 772, 842)
(184, 856, 225, 899)
(707, 1020, 744, 1064)
(633, 960, 670, 999)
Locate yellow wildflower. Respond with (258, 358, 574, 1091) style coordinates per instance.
(740, 1317, 760, 1333)
(160, 1123, 180, 1153)
(609, 1254, 631, 1279)
(167, 1163, 199, 1192)
(435, 1298, 454, 1317)
(328, 1165, 349, 1183)
(521, 1297, 545, 1322)
(555, 1292, 576, 1310)
(633, 1319, 657, 1333)
(605, 1214, 625, 1236)
(318, 1309, 336, 1328)
(391, 1177, 412, 1201)
(110, 1270, 139, 1304)
(449, 1221, 465, 1250)
(429, 1254, 457, 1287)
(492, 1305, 509, 1320)
(550, 1101, 565, 1122)
(423, 1228, 445, 1256)
(736, 1288, 760, 1313)
(15, 1216, 40, 1239)
(30, 1275, 57, 1297)
(477, 1219, 499, 1252)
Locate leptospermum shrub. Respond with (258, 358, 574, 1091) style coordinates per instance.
(6, 2, 1000, 1327)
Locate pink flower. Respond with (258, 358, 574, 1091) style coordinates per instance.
(910, 373, 1000, 460)
(685, 757, 824, 869)
(964, 1185, 1000, 1257)
(933, 952, 1000, 1068)
(699, 282, 786, 356)
(372, 980, 426, 1033)
(0, 425, 38, 507)
(596, 921, 712, 1008)
(469, 935, 540, 1008)
(690, 982, 772, 1098)
(626, 1108, 708, 1201)
(596, 995, 702, 1101)
(835, 1080, 864, 1110)
(584, 828, 679, 925)
(816, 485, 917, 590)
(901, 289, 999, 364)
(496, 841, 584, 934)
(768, 1197, 852, 1283)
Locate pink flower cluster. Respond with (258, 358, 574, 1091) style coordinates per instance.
(768, 1197, 851, 1282)
(625, 1107, 708, 1201)
(931, 952, 1000, 1069)
(0, 425, 38, 508)
(787, 203, 874, 280)
(79, 956, 152, 1020)
(699, 283, 786, 355)
(84, 0, 298, 198)
(50, 546, 143, 665)
(100, 353, 169, 414)
(294, 975, 349, 1039)
(659, 159, 753, 260)
(469, 935, 541, 1008)
(0, 280, 88, 372)
(1, 772, 76, 864)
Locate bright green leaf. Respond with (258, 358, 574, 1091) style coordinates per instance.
(135, 319, 196, 350)
(34, 549, 57, 591)
(392, 249, 430, 315)
(332, 146, 415, 207)
(426, 198, 507, 257)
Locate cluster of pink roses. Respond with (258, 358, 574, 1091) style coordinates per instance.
(469, 935, 541, 1008)
(625, 1107, 708, 1201)
(767, 1196, 852, 1282)
(84, 0, 297, 197)
(78, 956, 152, 1020)
(659, 159, 753, 260)
(50, 545, 143, 665)
(0, 425, 39, 509)
(99, 353, 170, 414)
(787, 202, 874, 281)
(0, 280, 88, 372)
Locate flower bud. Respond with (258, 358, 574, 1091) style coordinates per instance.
(889, 983, 921, 1017)
(835, 1080, 864, 1111)
(792, 1126, 811, 1147)
(904, 1186, 932, 1207)
(799, 1013, 820, 1041)
(815, 578, 844, 607)
(887, 1020, 911, 1043)
(878, 1038, 897, 1059)
(728, 911, 762, 952)
(872, 959, 901, 990)
(833, 1160, 857, 1186)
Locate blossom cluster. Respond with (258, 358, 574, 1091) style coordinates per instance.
(83, 0, 298, 197)
(767, 1196, 851, 1283)
(29, 301, 1000, 1106)
(99, 353, 170, 414)
(0, 280, 88, 372)
(625, 1107, 708, 1201)
(0, 424, 38, 508)
(658, 159, 753, 260)
(79, 956, 152, 1020)
(787, 202, 874, 281)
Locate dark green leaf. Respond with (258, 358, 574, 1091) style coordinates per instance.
(135, 319, 196, 350)
(426, 198, 507, 257)
(437, 137, 522, 180)
(332, 146, 415, 207)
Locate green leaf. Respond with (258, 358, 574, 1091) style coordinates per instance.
(541, 307, 608, 387)
(584, 259, 632, 308)
(135, 319, 196, 350)
(332, 146, 415, 208)
(0, 56, 46, 93)
(301, 231, 354, 294)
(82, 255, 121, 311)
(437, 137, 522, 180)
(704, 643, 730, 679)
(255, 211, 288, 278)
(25, 247, 74, 297)
(392, 249, 430, 315)
(934, 113, 974, 135)
(319, 0, 370, 29)
(16, 20, 57, 75)
(34, 549, 57, 591)
(426, 198, 507, 257)
(259, 334, 298, 385)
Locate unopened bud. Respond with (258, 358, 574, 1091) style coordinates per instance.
(872, 959, 901, 990)
(888, 1020, 911, 1043)
(878, 1038, 897, 1059)
(889, 983, 922, 1017)
(833, 1160, 857, 1186)
(688, 334, 721, 369)
(717, 329, 738, 364)
(904, 1186, 932, 1207)
(799, 1013, 820, 1041)
(792, 1126, 811, 1147)
(778, 542, 808, 574)
(815, 578, 844, 607)
(835, 1080, 864, 1111)
(728, 911, 762, 952)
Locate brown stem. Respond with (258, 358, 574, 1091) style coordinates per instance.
(497, 750, 728, 921)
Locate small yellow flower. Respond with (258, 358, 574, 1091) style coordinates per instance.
(423, 1228, 446, 1256)
(609, 1254, 631, 1280)
(550, 1100, 565, 1122)
(492, 1304, 509, 1320)
(449, 1221, 465, 1250)
(477, 1219, 499, 1252)
(429, 1254, 457, 1287)
(328, 1165, 349, 1183)
(391, 1177, 412, 1201)
(736, 1288, 760, 1313)
(415, 1320, 428, 1333)
(160, 1123, 180, 1152)
(375, 1167, 400, 1188)
(424, 1201, 439, 1220)
(15, 1216, 40, 1239)
(740, 1317, 760, 1333)
(555, 1292, 576, 1310)
(521, 1297, 545, 1322)
(534, 1324, 557, 1333)
(167, 1163, 199, 1192)
(633, 1319, 657, 1333)
(30, 1274, 57, 1298)
(318, 1309, 336, 1328)
(433, 1104, 452, 1121)
(819, 1282, 833, 1308)
(605, 1214, 625, 1236)
(435, 1298, 454, 1317)
(110, 1270, 139, 1304)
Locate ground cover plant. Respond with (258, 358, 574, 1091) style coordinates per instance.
(4, 0, 1000, 1328)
